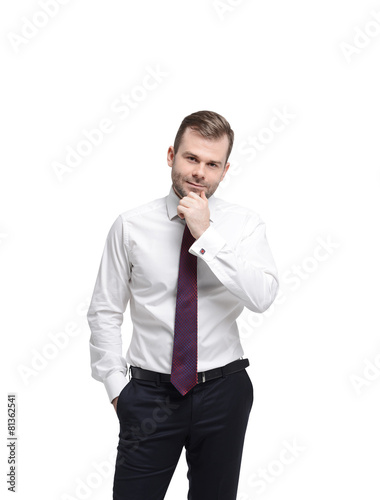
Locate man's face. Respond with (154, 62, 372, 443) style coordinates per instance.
(167, 128, 230, 199)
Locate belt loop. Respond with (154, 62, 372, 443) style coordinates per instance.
(156, 373, 160, 386)
(221, 366, 226, 378)
(128, 365, 132, 381)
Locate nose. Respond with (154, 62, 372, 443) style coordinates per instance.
(192, 162, 206, 179)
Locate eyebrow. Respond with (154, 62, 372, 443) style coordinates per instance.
(182, 151, 223, 166)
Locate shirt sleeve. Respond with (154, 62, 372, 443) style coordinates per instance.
(189, 214, 279, 313)
(87, 215, 131, 403)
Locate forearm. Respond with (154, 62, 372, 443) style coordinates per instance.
(89, 325, 128, 403)
(190, 222, 279, 313)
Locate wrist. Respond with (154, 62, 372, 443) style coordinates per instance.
(193, 223, 210, 240)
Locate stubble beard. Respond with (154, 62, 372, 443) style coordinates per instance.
(171, 162, 216, 199)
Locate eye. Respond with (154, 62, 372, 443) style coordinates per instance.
(188, 156, 196, 162)
(209, 163, 217, 168)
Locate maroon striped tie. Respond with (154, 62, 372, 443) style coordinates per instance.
(170, 224, 198, 395)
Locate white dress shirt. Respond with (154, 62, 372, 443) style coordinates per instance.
(87, 186, 279, 402)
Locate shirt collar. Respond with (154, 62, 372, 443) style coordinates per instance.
(166, 185, 216, 222)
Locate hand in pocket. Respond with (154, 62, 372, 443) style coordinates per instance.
(112, 397, 119, 412)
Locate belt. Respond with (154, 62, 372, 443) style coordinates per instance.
(129, 358, 249, 385)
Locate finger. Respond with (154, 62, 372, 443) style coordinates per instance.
(188, 191, 201, 200)
(177, 206, 188, 218)
(179, 197, 195, 208)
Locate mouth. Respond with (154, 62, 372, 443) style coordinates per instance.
(187, 181, 206, 189)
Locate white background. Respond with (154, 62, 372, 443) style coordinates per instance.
(1, 1, 380, 499)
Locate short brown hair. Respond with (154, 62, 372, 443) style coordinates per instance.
(173, 110, 234, 164)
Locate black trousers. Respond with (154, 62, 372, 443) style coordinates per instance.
(113, 364, 254, 500)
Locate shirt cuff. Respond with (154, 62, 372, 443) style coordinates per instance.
(189, 225, 226, 262)
(104, 370, 128, 403)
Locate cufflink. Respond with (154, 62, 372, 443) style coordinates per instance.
(200, 248, 206, 255)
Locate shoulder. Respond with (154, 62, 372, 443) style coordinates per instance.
(213, 196, 263, 224)
(118, 194, 167, 223)
(105, 195, 167, 243)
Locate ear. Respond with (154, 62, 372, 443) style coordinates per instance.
(167, 146, 175, 167)
(220, 162, 230, 181)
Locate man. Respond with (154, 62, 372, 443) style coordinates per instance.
(87, 110, 279, 500)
